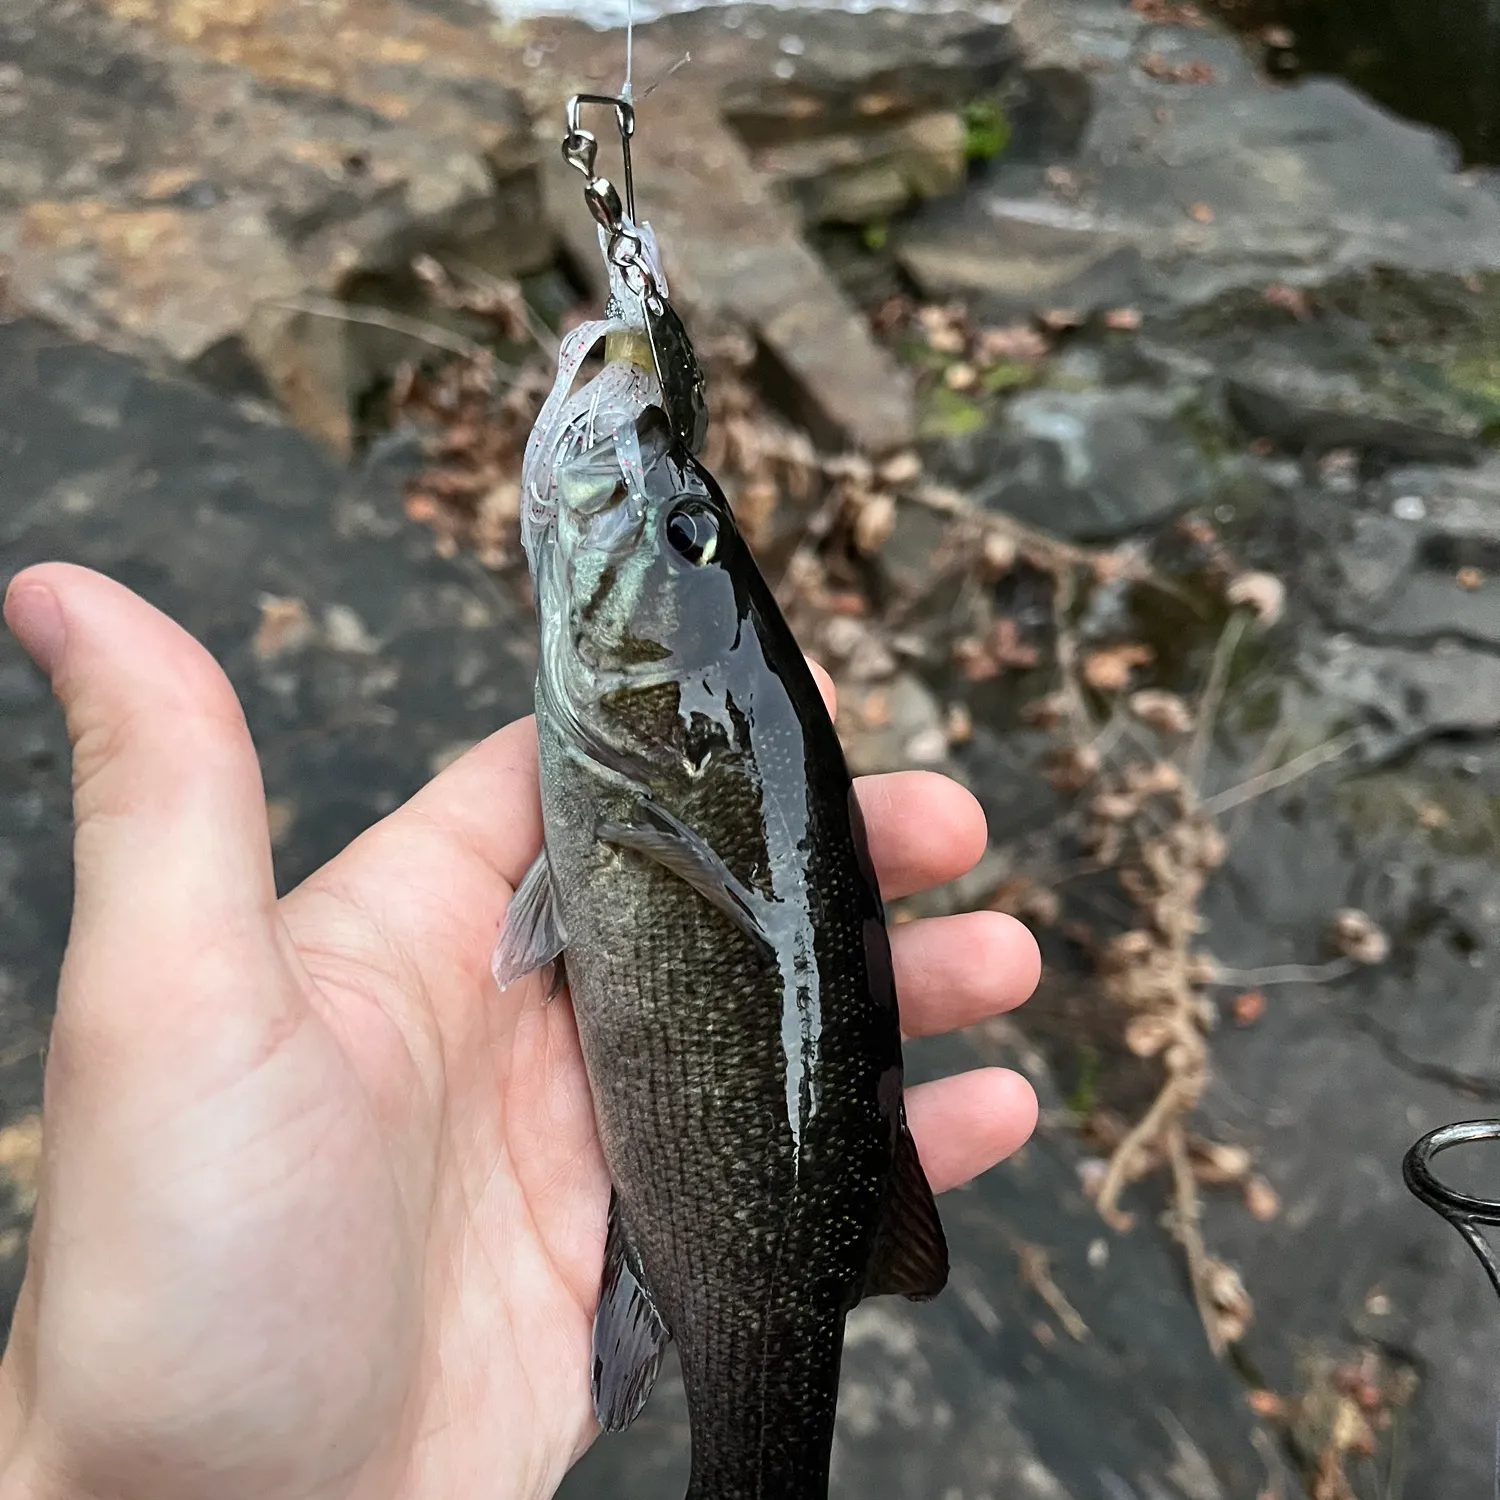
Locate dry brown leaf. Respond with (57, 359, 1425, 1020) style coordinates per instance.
(1245, 1175, 1280, 1221)
(1141, 52, 1217, 84)
(1232, 989, 1266, 1026)
(1248, 1388, 1286, 1420)
(1264, 282, 1312, 320)
(976, 323, 1050, 362)
(943, 361, 979, 392)
(1130, 689, 1194, 735)
(1227, 570, 1286, 626)
(852, 494, 897, 554)
(253, 595, 316, 660)
(1083, 642, 1155, 691)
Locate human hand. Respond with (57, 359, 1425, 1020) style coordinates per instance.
(0, 563, 1040, 1500)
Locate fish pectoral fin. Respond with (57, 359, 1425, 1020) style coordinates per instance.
(863, 1110, 950, 1303)
(490, 847, 569, 994)
(597, 804, 774, 951)
(593, 1192, 671, 1433)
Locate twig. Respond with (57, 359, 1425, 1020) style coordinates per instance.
(1206, 958, 1356, 988)
(909, 483, 1196, 605)
(1167, 1120, 1224, 1358)
(1051, 566, 1096, 741)
(1016, 1241, 1091, 1342)
(1250, 1429, 1288, 1500)
(1230, 719, 1293, 844)
(1200, 731, 1358, 817)
(445, 257, 562, 360)
(1186, 609, 1248, 792)
(1096, 1073, 1191, 1222)
(266, 296, 496, 361)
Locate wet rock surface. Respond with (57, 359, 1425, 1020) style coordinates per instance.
(900, 0, 1500, 315)
(935, 384, 1216, 540)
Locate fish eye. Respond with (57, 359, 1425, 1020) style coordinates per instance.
(665, 502, 720, 565)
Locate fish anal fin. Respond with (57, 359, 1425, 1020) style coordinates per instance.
(593, 1193, 670, 1433)
(598, 803, 773, 951)
(864, 1112, 950, 1303)
(491, 848, 568, 994)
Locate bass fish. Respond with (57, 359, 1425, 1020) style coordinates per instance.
(495, 94, 949, 1500)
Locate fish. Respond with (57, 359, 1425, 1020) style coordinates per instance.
(495, 104, 949, 1500)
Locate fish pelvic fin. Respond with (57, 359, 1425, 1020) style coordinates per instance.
(491, 847, 569, 994)
(597, 802, 775, 952)
(593, 1192, 670, 1433)
(863, 1107, 950, 1303)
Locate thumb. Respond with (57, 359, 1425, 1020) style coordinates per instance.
(4, 563, 289, 1061)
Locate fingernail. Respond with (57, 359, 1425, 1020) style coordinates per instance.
(5, 581, 66, 677)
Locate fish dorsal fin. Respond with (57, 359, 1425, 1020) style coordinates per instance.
(491, 847, 569, 993)
(593, 1193, 671, 1433)
(864, 1112, 950, 1303)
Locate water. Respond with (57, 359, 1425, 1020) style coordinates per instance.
(1208, 0, 1500, 164)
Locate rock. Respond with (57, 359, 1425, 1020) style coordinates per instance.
(839, 672, 949, 776)
(0, 317, 537, 1320)
(875, 497, 957, 599)
(0, 0, 546, 452)
(1306, 637, 1500, 746)
(897, 0, 1500, 315)
(757, 112, 966, 227)
(933, 385, 1215, 540)
(1303, 458, 1500, 650)
(1226, 349, 1490, 461)
(716, 11, 1017, 147)
(1185, 755, 1500, 1500)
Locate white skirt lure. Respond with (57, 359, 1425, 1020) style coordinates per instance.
(520, 219, 671, 576)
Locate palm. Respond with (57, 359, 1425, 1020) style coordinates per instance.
(2, 568, 1040, 1500)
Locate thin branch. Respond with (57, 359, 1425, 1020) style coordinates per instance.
(1200, 731, 1358, 818)
(1016, 1241, 1090, 1341)
(266, 296, 498, 361)
(1186, 610, 1248, 792)
(1096, 1072, 1190, 1222)
(445, 258, 562, 360)
(1167, 1121, 1225, 1358)
(1206, 958, 1356, 988)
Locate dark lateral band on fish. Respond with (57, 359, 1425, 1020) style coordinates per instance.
(491, 81, 950, 1500)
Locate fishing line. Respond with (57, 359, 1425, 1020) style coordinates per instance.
(624, 0, 634, 100)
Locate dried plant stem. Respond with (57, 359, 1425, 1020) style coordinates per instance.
(1096, 1070, 1194, 1223)
(1167, 1121, 1225, 1357)
(1187, 609, 1249, 790)
(268, 296, 494, 360)
(1016, 1241, 1091, 1342)
(1201, 731, 1358, 817)
(1207, 959, 1356, 988)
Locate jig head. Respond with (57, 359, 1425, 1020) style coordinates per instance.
(560, 92, 709, 455)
